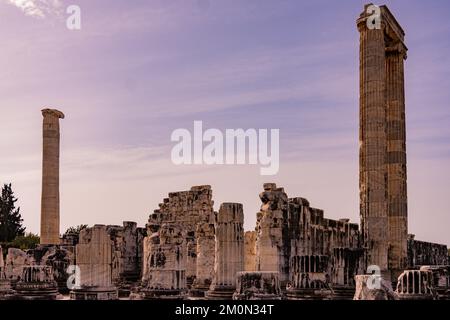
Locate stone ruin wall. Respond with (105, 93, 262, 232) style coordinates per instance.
(2, 245, 74, 292)
(142, 185, 215, 287)
(106, 222, 146, 285)
(192, 222, 215, 293)
(407, 236, 448, 267)
(255, 183, 290, 286)
(288, 196, 365, 288)
(255, 183, 365, 295)
(2, 183, 448, 300)
(143, 223, 187, 297)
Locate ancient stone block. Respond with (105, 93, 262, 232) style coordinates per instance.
(233, 272, 281, 300)
(142, 223, 187, 299)
(0, 246, 3, 269)
(407, 237, 448, 267)
(2, 245, 73, 297)
(37, 245, 74, 293)
(70, 225, 118, 300)
(0, 246, 15, 300)
(395, 270, 435, 300)
(106, 221, 147, 297)
(4, 248, 28, 282)
(420, 266, 450, 300)
(255, 184, 290, 287)
(191, 222, 215, 297)
(244, 231, 256, 272)
(14, 266, 59, 300)
(143, 185, 214, 288)
(250, 184, 366, 299)
(353, 274, 398, 300)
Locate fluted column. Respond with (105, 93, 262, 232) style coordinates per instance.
(386, 46, 408, 275)
(207, 203, 244, 299)
(40, 108, 65, 245)
(76, 225, 113, 288)
(357, 17, 389, 272)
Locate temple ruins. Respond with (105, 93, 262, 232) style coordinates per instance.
(0, 4, 449, 301)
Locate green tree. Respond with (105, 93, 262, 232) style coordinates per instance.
(63, 224, 88, 238)
(0, 183, 25, 242)
(8, 233, 40, 250)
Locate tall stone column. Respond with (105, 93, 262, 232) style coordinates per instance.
(206, 203, 244, 299)
(386, 46, 408, 276)
(357, 14, 389, 273)
(40, 109, 65, 245)
(357, 4, 408, 281)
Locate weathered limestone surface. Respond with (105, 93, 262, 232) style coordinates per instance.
(14, 266, 58, 300)
(357, 4, 408, 280)
(76, 225, 114, 287)
(2, 245, 72, 300)
(2, 245, 73, 293)
(395, 270, 435, 300)
(0, 246, 15, 300)
(207, 203, 244, 300)
(420, 266, 450, 300)
(106, 221, 146, 296)
(244, 231, 256, 272)
(253, 184, 365, 300)
(354, 275, 398, 300)
(143, 185, 214, 287)
(233, 272, 281, 300)
(4, 248, 28, 282)
(142, 223, 187, 299)
(40, 108, 64, 245)
(291, 202, 364, 294)
(38, 246, 74, 293)
(255, 183, 290, 286)
(192, 222, 215, 296)
(407, 236, 449, 267)
(70, 225, 118, 300)
(286, 254, 333, 300)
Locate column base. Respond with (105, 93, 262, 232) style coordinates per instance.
(331, 285, 356, 300)
(285, 288, 332, 300)
(206, 285, 235, 300)
(189, 284, 210, 299)
(14, 282, 58, 300)
(70, 286, 118, 300)
(141, 288, 187, 300)
(0, 279, 15, 300)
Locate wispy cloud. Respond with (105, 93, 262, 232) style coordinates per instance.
(5, 0, 62, 18)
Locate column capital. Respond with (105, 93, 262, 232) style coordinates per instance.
(42, 108, 65, 119)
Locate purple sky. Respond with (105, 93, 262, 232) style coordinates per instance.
(0, 0, 449, 245)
